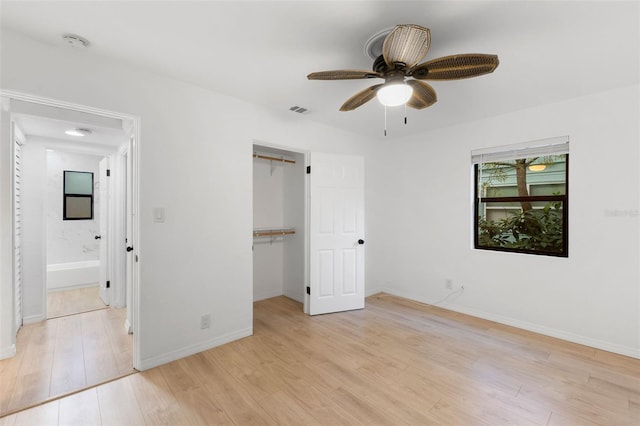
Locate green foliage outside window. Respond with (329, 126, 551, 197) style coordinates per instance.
(475, 155, 568, 257)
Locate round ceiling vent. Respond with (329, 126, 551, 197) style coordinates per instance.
(62, 34, 90, 49)
(363, 27, 393, 60)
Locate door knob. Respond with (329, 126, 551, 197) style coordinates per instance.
(126, 246, 134, 252)
(95, 235, 102, 240)
(357, 239, 365, 245)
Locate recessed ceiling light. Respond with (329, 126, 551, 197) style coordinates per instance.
(65, 128, 92, 137)
(62, 34, 90, 49)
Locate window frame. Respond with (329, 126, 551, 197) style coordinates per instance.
(473, 154, 569, 257)
(63, 170, 94, 220)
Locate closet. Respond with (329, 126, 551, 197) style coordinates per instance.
(252, 144, 305, 304)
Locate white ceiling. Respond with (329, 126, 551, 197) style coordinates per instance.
(2, 1, 638, 140)
(13, 113, 127, 149)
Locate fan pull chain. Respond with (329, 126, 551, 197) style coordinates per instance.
(384, 105, 387, 137)
(404, 102, 407, 125)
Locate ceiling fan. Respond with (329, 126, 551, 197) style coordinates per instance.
(307, 24, 499, 112)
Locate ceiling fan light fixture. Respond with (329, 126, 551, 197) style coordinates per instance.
(377, 83, 413, 107)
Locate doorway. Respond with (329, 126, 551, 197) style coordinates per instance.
(252, 144, 307, 305)
(44, 152, 110, 319)
(252, 143, 366, 315)
(0, 92, 140, 416)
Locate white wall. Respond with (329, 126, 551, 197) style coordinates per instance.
(0, 29, 373, 366)
(46, 149, 102, 265)
(368, 84, 640, 358)
(252, 156, 285, 301)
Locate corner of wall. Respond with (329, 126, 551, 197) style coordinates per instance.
(0, 343, 16, 360)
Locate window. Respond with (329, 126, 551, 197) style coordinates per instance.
(63, 170, 94, 220)
(472, 137, 569, 257)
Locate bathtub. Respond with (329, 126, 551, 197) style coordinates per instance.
(47, 260, 100, 291)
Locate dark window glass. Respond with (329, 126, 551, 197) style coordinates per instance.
(63, 171, 94, 220)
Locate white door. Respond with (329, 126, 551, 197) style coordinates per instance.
(124, 136, 134, 333)
(98, 157, 110, 305)
(308, 152, 365, 315)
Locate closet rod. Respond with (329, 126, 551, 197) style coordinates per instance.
(253, 153, 296, 164)
(253, 228, 296, 238)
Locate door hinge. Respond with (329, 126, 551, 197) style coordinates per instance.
(306, 166, 311, 174)
(106, 169, 111, 177)
(106, 280, 111, 288)
(306, 286, 310, 295)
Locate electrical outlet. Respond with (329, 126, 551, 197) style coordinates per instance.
(200, 314, 211, 329)
(445, 279, 453, 290)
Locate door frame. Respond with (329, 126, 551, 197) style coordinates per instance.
(251, 139, 310, 312)
(0, 90, 142, 369)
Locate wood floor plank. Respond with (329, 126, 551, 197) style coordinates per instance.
(50, 315, 86, 396)
(96, 376, 145, 426)
(12, 400, 58, 426)
(58, 388, 101, 426)
(81, 310, 120, 385)
(47, 287, 107, 319)
(129, 368, 197, 426)
(0, 413, 16, 426)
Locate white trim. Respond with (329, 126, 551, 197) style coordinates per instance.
(0, 90, 142, 370)
(139, 327, 253, 371)
(471, 135, 569, 163)
(0, 90, 137, 121)
(254, 289, 285, 302)
(380, 288, 640, 360)
(23, 314, 45, 324)
(0, 344, 16, 360)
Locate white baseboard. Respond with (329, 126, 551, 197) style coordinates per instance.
(253, 289, 283, 302)
(0, 344, 16, 360)
(48, 282, 99, 292)
(365, 286, 383, 297)
(139, 327, 253, 371)
(23, 314, 45, 324)
(380, 287, 640, 360)
(124, 319, 133, 335)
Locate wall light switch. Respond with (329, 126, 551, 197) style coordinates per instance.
(153, 207, 165, 223)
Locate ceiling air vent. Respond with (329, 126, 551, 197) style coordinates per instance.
(289, 106, 308, 114)
(62, 34, 90, 49)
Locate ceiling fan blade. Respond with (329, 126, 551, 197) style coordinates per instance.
(410, 54, 499, 80)
(406, 80, 437, 110)
(340, 84, 384, 111)
(307, 70, 382, 80)
(382, 24, 431, 68)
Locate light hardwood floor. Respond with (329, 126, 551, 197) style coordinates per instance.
(2, 293, 639, 425)
(47, 287, 107, 319)
(0, 307, 134, 417)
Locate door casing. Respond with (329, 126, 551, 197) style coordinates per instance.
(0, 90, 141, 369)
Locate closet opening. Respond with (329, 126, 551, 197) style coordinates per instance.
(252, 144, 307, 309)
